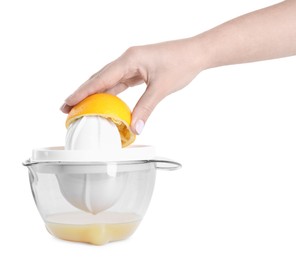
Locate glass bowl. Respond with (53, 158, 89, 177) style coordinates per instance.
(23, 157, 181, 245)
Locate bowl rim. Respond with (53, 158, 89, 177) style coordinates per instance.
(22, 158, 182, 171)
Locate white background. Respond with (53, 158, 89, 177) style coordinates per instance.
(1, 0, 296, 259)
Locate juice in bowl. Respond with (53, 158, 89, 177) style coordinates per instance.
(46, 212, 141, 245)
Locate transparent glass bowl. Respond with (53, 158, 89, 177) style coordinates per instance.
(23, 159, 181, 245)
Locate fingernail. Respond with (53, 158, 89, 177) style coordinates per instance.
(135, 120, 145, 135)
(60, 103, 72, 113)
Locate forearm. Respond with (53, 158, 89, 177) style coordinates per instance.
(62, 1, 296, 123)
(195, 0, 296, 70)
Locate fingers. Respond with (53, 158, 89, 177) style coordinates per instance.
(60, 103, 72, 113)
(62, 61, 124, 109)
(60, 81, 130, 113)
(88, 63, 110, 80)
(131, 85, 164, 135)
(105, 82, 129, 96)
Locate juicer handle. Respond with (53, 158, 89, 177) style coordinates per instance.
(150, 157, 182, 171)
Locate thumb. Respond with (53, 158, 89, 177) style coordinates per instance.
(131, 86, 163, 135)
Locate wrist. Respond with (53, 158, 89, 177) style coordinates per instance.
(188, 34, 214, 73)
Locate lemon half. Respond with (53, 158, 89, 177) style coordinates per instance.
(66, 93, 136, 147)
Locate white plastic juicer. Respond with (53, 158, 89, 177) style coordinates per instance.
(23, 117, 181, 245)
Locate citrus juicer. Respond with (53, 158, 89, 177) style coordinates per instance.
(23, 93, 182, 245)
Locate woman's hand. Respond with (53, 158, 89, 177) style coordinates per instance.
(61, 37, 206, 134)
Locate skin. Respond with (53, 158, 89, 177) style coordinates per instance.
(61, 0, 296, 134)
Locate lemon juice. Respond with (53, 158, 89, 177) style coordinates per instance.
(45, 211, 141, 245)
